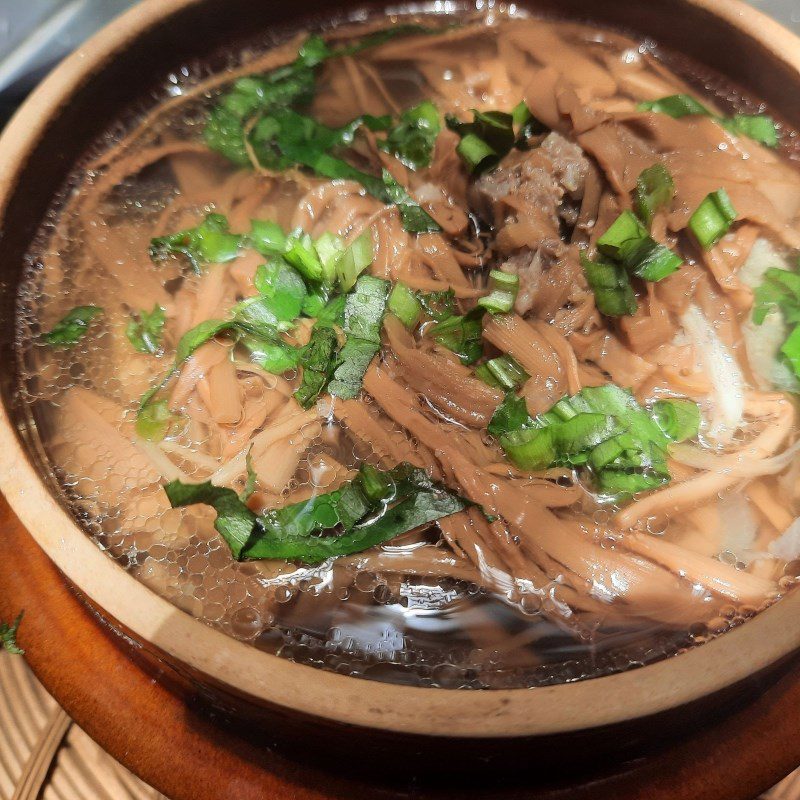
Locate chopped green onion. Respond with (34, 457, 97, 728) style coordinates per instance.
(500, 413, 619, 471)
(638, 94, 711, 118)
(589, 210, 682, 306)
(135, 398, 174, 442)
(478, 270, 519, 314)
(651, 399, 701, 442)
(489, 384, 701, 500)
(456, 133, 498, 172)
(126, 304, 166, 355)
(41, 305, 103, 347)
(446, 104, 545, 174)
(388, 282, 422, 328)
(580, 253, 638, 317)
(499, 426, 556, 471)
(635, 164, 675, 226)
(283, 229, 324, 282)
(619, 237, 683, 282)
(597, 210, 648, 261)
(377, 100, 441, 169)
(249, 220, 287, 254)
(638, 95, 779, 148)
(474, 364, 501, 388)
(150, 213, 241, 272)
(479, 355, 529, 391)
(689, 189, 738, 249)
(314, 232, 345, 286)
(719, 114, 779, 148)
(753, 267, 800, 326)
(336, 232, 374, 292)
(428, 308, 485, 365)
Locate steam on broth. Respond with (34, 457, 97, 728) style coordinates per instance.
(17, 9, 800, 688)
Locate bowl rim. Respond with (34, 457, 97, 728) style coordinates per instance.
(2, 0, 800, 738)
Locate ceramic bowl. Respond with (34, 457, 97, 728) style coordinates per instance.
(1, 0, 799, 754)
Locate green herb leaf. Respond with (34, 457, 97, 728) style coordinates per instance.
(445, 104, 545, 174)
(635, 164, 675, 226)
(328, 275, 390, 399)
(165, 462, 466, 564)
(164, 480, 259, 560)
(428, 308, 485, 365)
(126, 304, 166, 355)
(150, 213, 241, 273)
(780, 324, 800, 378)
(253, 258, 308, 323)
(41, 305, 103, 347)
(242, 336, 300, 374)
(0, 612, 24, 656)
(417, 289, 457, 321)
(294, 326, 340, 408)
(378, 100, 441, 169)
(689, 189, 738, 249)
(379, 169, 442, 233)
(487, 392, 533, 438)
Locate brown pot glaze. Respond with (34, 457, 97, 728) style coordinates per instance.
(2, 0, 800, 792)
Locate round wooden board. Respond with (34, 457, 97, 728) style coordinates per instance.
(1, 492, 800, 800)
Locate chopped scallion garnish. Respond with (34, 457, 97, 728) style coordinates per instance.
(635, 164, 675, 226)
(388, 282, 422, 328)
(638, 94, 779, 148)
(488, 384, 701, 500)
(580, 253, 638, 317)
(41, 306, 104, 347)
(477, 269, 519, 314)
(428, 308, 485, 365)
(476, 355, 529, 391)
(689, 189, 738, 249)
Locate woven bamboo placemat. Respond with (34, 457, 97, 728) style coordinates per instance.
(0, 653, 167, 800)
(0, 650, 797, 800)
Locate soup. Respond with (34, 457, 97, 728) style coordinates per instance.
(16, 8, 800, 689)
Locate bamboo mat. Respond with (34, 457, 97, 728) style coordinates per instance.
(0, 651, 797, 800)
(0, 653, 167, 800)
